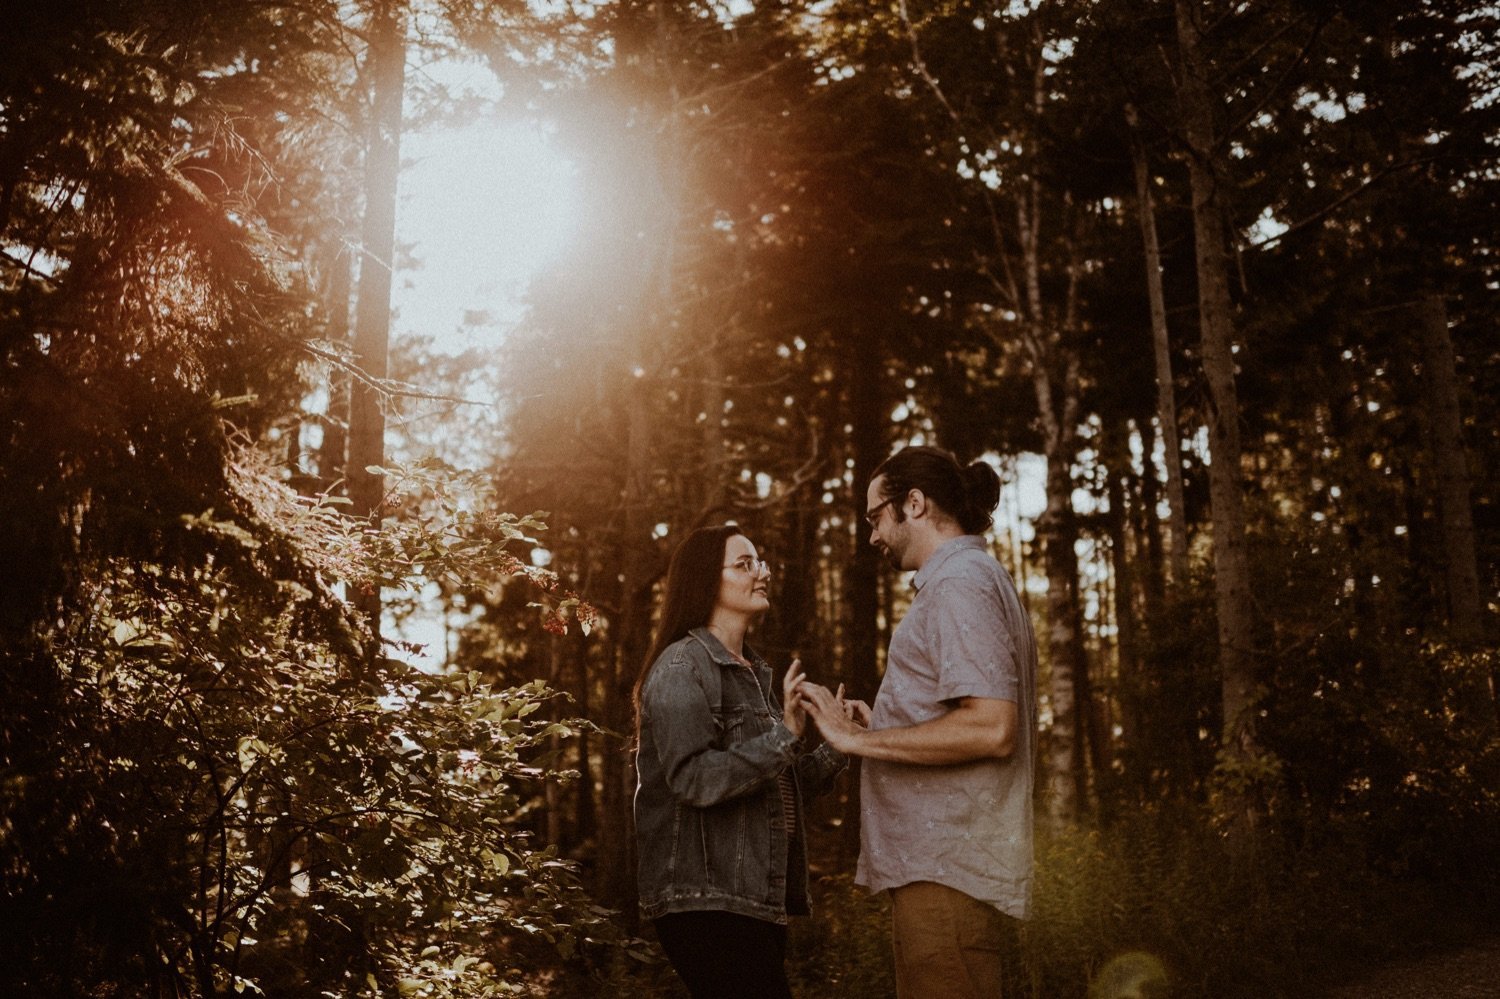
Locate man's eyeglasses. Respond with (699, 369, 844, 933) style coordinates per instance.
(864, 497, 897, 528)
(724, 556, 770, 575)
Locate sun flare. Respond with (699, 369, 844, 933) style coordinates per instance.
(395, 119, 579, 349)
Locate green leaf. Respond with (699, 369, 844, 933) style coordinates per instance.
(111, 618, 140, 645)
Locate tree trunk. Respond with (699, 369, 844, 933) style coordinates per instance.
(317, 240, 353, 488)
(699, 323, 728, 515)
(1026, 301, 1084, 823)
(1018, 181, 1086, 824)
(841, 337, 886, 858)
(569, 625, 596, 852)
(545, 634, 563, 849)
(1127, 114, 1191, 591)
(1037, 436, 1082, 822)
(598, 372, 653, 913)
(776, 481, 822, 669)
(1174, 0, 1260, 835)
(345, 0, 406, 652)
(1137, 416, 1167, 622)
(1103, 419, 1139, 811)
(1416, 296, 1484, 646)
(903, 0, 1090, 823)
(311, 18, 402, 972)
(1415, 296, 1495, 726)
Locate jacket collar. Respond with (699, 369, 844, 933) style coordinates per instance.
(912, 534, 986, 592)
(689, 626, 767, 669)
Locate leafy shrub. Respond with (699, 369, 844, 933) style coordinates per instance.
(0, 453, 606, 998)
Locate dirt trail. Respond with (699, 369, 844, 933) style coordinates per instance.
(1322, 935, 1500, 998)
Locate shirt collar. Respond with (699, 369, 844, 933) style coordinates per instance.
(911, 535, 986, 592)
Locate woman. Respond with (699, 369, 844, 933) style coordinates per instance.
(633, 525, 856, 999)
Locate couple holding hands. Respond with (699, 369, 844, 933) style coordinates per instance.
(633, 446, 1039, 999)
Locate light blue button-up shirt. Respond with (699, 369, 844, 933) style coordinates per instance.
(855, 535, 1038, 919)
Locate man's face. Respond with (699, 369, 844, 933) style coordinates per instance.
(865, 476, 911, 571)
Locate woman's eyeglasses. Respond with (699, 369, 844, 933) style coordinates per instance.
(724, 556, 770, 575)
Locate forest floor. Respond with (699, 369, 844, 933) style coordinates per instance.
(1321, 930, 1500, 997)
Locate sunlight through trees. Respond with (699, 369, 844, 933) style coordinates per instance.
(2, 0, 1496, 996)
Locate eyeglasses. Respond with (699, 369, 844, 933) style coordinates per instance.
(723, 556, 770, 575)
(864, 497, 897, 528)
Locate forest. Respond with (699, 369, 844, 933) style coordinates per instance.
(1, 0, 1496, 996)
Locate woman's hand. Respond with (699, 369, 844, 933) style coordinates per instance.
(781, 658, 807, 739)
(835, 683, 872, 728)
(800, 683, 865, 754)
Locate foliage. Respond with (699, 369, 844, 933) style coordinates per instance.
(758, 804, 1500, 999)
(953, 810, 1493, 999)
(0, 1, 609, 995)
(0, 442, 610, 997)
(786, 873, 897, 997)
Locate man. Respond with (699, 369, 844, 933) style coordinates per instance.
(803, 445, 1038, 999)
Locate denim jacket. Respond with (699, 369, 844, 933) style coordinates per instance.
(634, 627, 846, 924)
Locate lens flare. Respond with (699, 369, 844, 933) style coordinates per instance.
(1089, 951, 1170, 999)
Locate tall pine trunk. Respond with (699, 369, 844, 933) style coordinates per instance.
(1103, 418, 1140, 811)
(313, 8, 404, 977)
(317, 240, 353, 488)
(1031, 353, 1084, 822)
(603, 372, 654, 912)
(1175, 0, 1260, 836)
(1416, 296, 1483, 646)
(1019, 184, 1086, 823)
(842, 335, 886, 858)
(1127, 112, 1190, 590)
(901, 0, 1091, 823)
(1415, 295, 1495, 725)
(346, 0, 405, 652)
(1136, 417, 1168, 622)
(698, 320, 728, 515)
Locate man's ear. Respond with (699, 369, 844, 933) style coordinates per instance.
(906, 489, 929, 520)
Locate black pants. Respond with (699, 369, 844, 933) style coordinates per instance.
(653, 909, 793, 999)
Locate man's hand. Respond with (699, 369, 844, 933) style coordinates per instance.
(835, 683, 872, 728)
(801, 685, 1017, 765)
(801, 682, 865, 754)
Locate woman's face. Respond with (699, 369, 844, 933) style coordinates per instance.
(716, 534, 772, 617)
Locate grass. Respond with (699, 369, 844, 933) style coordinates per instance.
(561, 798, 1499, 998)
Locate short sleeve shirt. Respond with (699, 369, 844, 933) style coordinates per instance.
(855, 536, 1038, 919)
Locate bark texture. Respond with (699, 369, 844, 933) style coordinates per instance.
(1174, 0, 1260, 808)
(346, 0, 406, 647)
(1416, 295, 1483, 646)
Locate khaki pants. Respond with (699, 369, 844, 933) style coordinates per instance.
(891, 881, 1009, 999)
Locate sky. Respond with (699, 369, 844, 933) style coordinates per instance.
(394, 118, 579, 351)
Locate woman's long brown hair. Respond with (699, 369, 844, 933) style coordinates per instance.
(631, 524, 742, 739)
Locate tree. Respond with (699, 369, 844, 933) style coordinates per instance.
(1171, 0, 1264, 838)
(1126, 104, 1192, 592)
(346, 0, 410, 650)
(0, 2, 602, 994)
(867, 0, 1103, 820)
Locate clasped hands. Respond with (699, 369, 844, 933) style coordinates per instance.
(781, 658, 871, 751)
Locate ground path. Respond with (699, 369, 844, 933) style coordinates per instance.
(1323, 934, 1500, 998)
